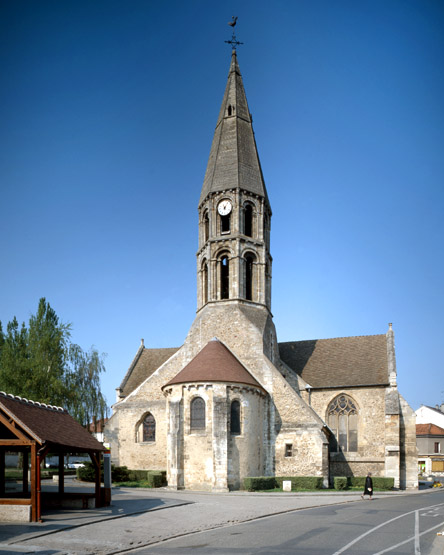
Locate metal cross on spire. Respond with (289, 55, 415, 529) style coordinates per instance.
(225, 16, 243, 51)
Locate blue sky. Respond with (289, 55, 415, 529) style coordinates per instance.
(1, 0, 443, 412)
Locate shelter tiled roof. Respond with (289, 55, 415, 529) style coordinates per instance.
(0, 392, 105, 451)
(416, 423, 444, 436)
(163, 338, 264, 391)
(279, 334, 388, 389)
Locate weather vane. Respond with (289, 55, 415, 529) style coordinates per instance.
(225, 16, 243, 51)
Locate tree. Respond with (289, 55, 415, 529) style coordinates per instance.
(0, 298, 108, 425)
(65, 344, 108, 428)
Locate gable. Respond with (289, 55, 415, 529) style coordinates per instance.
(120, 346, 180, 397)
(279, 334, 388, 389)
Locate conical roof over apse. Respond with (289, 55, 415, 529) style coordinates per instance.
(199, 50, 269, 206)
(162, 338, 265, 392)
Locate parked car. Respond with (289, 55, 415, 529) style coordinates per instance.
(66, 461, 85, 469)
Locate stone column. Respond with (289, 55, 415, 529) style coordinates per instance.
(166, 394, 184, 490)
(212, 385, 229, 492)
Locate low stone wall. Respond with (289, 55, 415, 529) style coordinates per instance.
(0, 504, 31, 522)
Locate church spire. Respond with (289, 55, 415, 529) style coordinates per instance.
(199, 50, 269, 206)
(196, 50, 272, 313)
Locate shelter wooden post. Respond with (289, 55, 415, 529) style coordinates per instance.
(22, 449, 29, 494)
(90, 452, 102, 508)
(58, 452, 64, 495)
(30, 443, 37, 522)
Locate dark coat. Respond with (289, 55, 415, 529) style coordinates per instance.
(364, 475, 373, 496)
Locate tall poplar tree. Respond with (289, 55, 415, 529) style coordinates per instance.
(0, 298, 108, 425)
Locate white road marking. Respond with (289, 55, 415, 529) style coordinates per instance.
(415, 510, 420, 555)
(332, 502, 444, 555)
(373, 520, 444, 554)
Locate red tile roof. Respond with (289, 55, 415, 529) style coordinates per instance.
(416, 423, 444, 436)
(0, 392, 105, 451)
(163, 339, 264, 391)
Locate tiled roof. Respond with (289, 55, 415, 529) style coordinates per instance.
(0, 392, 105, 451)
(416, 423, 444, 436)
(120, 346, 180, 397)
(279, 334, 388, 388)
(163, 338, 264, 391)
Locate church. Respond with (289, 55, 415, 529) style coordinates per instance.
(105, 49, 418, 491)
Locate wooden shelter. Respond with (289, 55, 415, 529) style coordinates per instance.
(0, 392, 106, 522)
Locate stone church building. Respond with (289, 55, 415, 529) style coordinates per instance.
(105, 51, 418, 491)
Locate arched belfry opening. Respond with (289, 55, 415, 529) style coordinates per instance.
(202, 259, 209, 305)
(244, 252, 256, 301)
(218, 251, 230, 300)
(203, 210, 209, 243)
(244, 203, 253, 237)
(220, 213, 231, 234)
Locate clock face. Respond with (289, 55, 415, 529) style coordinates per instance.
(218, 200, 232, 216)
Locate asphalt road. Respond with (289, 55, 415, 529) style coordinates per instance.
(3, 487, 444, 555)
(135, 490, 444, 555)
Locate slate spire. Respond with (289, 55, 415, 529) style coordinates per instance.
(199, 50, 269, 206)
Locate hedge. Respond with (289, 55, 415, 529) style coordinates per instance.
(275, 476, 324, 490)
(334, 476, 395, 491)
(243, 477, 277, 491)
(334, 477, 348, 490)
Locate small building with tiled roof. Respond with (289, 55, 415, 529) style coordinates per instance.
(105, 48, 418, 492)
(416, 422, 444, 476)
(0, 392, 106, 522)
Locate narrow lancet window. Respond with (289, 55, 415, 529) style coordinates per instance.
(190, 397, 206, 431)
(230, 400, 241, 435)
(202, 261, 208, 304)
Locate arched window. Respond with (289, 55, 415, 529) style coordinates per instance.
(202, 260, 208, 304)
(220, 253, 229, 299)
(244, 204, 253, 237)
(190, 397, 206, 431)
(327, 395, 358, 452)
(142, 413, 156, 442)
(244, 253, 255, 301)
(230, 400, 241, 435)
(203, 210, 209, 243)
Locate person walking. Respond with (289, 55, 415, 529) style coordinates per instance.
(361, 472, 373, 500)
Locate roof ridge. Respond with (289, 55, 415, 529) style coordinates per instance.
(279, 333, 386, 344)
(0, 391, 67, 412)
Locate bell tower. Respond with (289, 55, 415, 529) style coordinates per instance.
(197, 50, 272, 313)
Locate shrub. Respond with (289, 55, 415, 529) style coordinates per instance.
(146, 471, 164, 488)
(275, 476, 324, 490)
(128, 470, 149, 481)
(112, 465, 130, 482)
(372, 477, 394, 490)
(334, 477, 348, 490)
(243, 477, 277, 491)
(77, 462, 130, 483)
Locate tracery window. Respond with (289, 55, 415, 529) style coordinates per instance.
(142, 413, 156, 442)
(327, 395, 358, 452)
(190, 397, 206, 431)
(230, 400, 241, 435)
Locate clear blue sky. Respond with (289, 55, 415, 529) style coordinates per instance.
(1, 0, 443, 412)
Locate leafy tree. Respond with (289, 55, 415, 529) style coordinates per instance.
(65, 344, 108, 428)
(0, 298, 108, 426)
